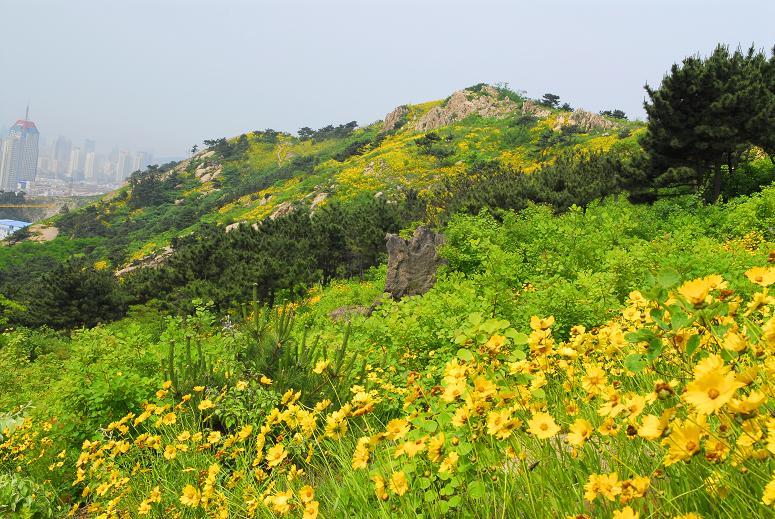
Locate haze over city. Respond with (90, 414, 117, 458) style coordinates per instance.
(1, 0, 773, 159)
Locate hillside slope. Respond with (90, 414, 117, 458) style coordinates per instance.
(4, 84, 641, 271)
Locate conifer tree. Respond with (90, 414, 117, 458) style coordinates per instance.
(643, 45, 774, 202)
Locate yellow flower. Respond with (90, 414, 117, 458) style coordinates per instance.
(728, 390, 767, 415)
(395, 437, 426, 458)
(265, 489, 293, 514)
(439, 451, 459, 473)
(746, 266, 775, 287)
(673, 514, 703, 519)
(581, 365, 607, 395)
(584, 472, 621, 502)
(371, 475, 388, 500)
(693, 354, 728, 378)
(260, 375, 273, 385)
(637, 415, 665, 441)
(303, 500, 320, 519)
(180, 484, 201, 507)
(385, 419, 410, 440)
(704, 437, 730, 462)
(567, 419, 593, 447)
(484, 334, 507, 353)
(678, 278, 712, 305)
(722, 330, 747, 352)
(351, 438, 371, 469)
(161, 412, 177, 426)
(486, 409, 521, 440)
(298, 485, 315, 503)
(530, 315, 555, 330)
(620, 476, 650, 503)
(527, 412, 561, 440)
(237, 424, 254, 441)
(236, 380, 249, 390)
(313, 359, 331, 374)
(193, 386, 205, 392)
(451, 406, 470, 427)
(266, 443, 287, 468)
(198, 399, 215, 411)
(148, 486, 161, 503)
(389, 471, 409, 496)
(427, 432, 445, 462)
(163, 444, 177, 460)
(663, 421, 703, 465)
(763, 475, 775, 506)
(683, 370, 742, 414)
(207, 431, 222, 445)
(613, 506, 639, 519)
(762, 318, 775, 348)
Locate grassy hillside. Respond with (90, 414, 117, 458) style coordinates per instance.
(1, 188, 774, 517)
(1, 84, 641, 271)
(1, 71, 774, 518)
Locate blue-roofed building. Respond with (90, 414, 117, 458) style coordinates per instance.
(0, 219, 30, 239)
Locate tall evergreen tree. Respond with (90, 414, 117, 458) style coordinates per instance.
(643, 45, 774, 202)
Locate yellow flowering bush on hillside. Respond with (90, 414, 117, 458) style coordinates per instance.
(3, 263, 774, 517)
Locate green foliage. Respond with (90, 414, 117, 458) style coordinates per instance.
(600, 109, 627, 119)
(298, 121, 358, 141)
(239, 286, 365, 406)
(17, 260, 127, 329)
(0, 473, 54, 518)
(126, 164, 179, 209)
(540, 93, 560, 108)
(439, 150, 638, 219)
(123, 195, 408, 311)
(643, 44, 775, 201)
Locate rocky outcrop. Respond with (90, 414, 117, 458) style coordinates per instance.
(310, 192, 328, 211)
(553, 109, 616, 132)
(415, 85, 517, 131)
(382, 105, 409, 132)
(194, 163, 222, 183)
(521, 99, 551, 118)
(116, 247, 174, 276)
(270, 201, 295, 220)
(385, 226, 445, 299)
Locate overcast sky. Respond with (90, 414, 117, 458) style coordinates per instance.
(1, 0, 772, 157)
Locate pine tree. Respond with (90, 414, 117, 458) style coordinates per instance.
(643, 45, 774, 202)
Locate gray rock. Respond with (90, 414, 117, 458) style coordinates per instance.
(521, 99, 551, 118)
(270, 201, 295, 220)
(415, 85, 518, 132)
(385, 226, 445, 299)
(553, 109, 616, 132)
(382, 105, 409, 132)
(329, 305, 370, 322)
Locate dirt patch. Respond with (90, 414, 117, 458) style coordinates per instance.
(27, 225, 59, 242)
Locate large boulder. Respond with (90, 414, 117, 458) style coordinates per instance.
(385, 226, 445, 299)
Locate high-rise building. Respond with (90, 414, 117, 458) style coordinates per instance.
(67, 147, 81, 179)
(83, 151, 96, 180)
(53, 135, 72, 178)
(0, 109, 40, 190)
(131, 151, 152, 173)
(115, 150, 131, 181)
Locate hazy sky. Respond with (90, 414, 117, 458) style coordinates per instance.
(1, 0, 772, 157)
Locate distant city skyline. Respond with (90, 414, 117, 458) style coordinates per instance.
(0, 110, 157, 196)
(1, 0, 773, 157)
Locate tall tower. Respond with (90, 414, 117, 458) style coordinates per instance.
(0, 108, 40, 190)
